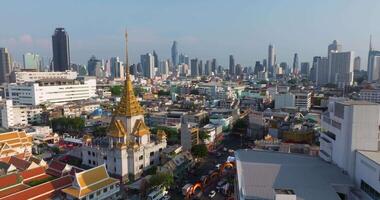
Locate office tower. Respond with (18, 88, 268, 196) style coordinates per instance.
(316, 57, 329, 86)
(328, 40, 342, 56)
(268, 44, 275, 77)
(229, 55, 235, 75)
(153, 50, 159, 69)
(190, 58, 199, 77)
(110, 57, 124, 80)
(292, 53, 299, 74)
(137, 63, 143, 74)
(130, 64, 137, 75)
(52, 28, 70, 71)
(211, 59, 217, 74)
(310, 56, 320, 82)
(217, 65, 223, 74)
(367, 37, 380, 81)
(171, 41, 178, 67)
(263, 59, 267, 71)
(353, 56, 361, 71)
(235, 64, 242, 76)
(300, 62, 310, 76)
(330, 51, 354, 86)
(254, 61, 263, 75)
(140, 53, 155, 79)
(23, 53, 43, 71)
(198, 60, 203, 76)
(160, 60, 169, 76)
(205, 60, 211, 76)
(87, 56, 103, 77)
(0, 48, 11, 84)
(279, 62, 288, 72)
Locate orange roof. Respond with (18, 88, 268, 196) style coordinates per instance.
(62, 165, 118, 198)
(0, 176, 72, 200)
(0, 173, 20, 189)
(0, 184, 29, 198)
(107, 118, 127, 138)
(132, 119, 150, 137)
(20, 166, 45, 181)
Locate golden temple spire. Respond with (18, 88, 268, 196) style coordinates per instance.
(113, 31, 145, 117)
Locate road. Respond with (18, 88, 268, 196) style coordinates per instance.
(169, 133, 243, 200)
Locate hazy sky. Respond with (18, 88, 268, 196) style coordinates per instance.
(1, 0, 380, 68)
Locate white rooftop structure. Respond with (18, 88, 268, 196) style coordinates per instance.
(235, 149, 354, 200)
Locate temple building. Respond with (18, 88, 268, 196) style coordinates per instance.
(76, 32, 167, 182)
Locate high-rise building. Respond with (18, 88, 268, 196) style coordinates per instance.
(52, 28, 70, 71)
(229, 55, 235, 75)
(0, 48, 12, 84)
(292, 53, 299, 74)
(171, 41, 178, 67)
(198, 60, 203, 76)
(140, 53, 155, 79)
(310, 56, 321, 82)
(353, 56, 361, 71)
(190, 58, 199, 77)
(328, 40, 342, 81)
(211, 58, 217, 74)
(217, 65, 223, 75)
(254, 61, 264, 75)
(87, 56, 103, 77)
(23, 53, 43, 71)
(235, 64, 242, 76)
(300, 62, 310, 76)
(316, 57, 329, 86)
(367, 37, 380, 82)
(268, 44, 275, 77)
(159, 60, 169, 76)
(205, 60, 211, 76)
(110, 57, 124, 80)
(330, 51, 354, 86)
(153, 50, 159, 69)
(279, 62, 288, 72)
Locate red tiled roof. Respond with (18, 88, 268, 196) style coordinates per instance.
(48, 160, 66, 172)
(23, 174, 51, 184)
(0, 184, 29, 198)
(0, 154, 26, 164)
(7, 157, 31, 171)
(20, 167, 46, 181)
(0, 174, 20, 189)
(0, 176, 72, 200)
(46, 168, 62, 177)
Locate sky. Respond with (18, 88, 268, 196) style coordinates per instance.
(1, 0, 380, 69)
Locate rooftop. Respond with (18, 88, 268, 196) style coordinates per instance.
(235, 149, 353, 200)
(357, 150, 380, 165)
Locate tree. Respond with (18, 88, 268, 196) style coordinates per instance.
(92, 126, 107, 137)
(287, 79, 297, 85)
(149, 172, 174, 188)
(199, 131, 210, 141)
(157, 90, 170, 96)
(233, 118, 248, 130)
(110, 85, 123, 96)
(191, 144, 208, 158)
(51, 146, 60, 154)
(51, 117, 85, 134)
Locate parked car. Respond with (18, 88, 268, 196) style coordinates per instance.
(208, 190, 216, 198)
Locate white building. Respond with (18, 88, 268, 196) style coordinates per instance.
(0, 99, 42, 129)
(274, 93, 295, 109)
(77, 72, 166, 182)
(7, 77, 96, 106)
(320, 98, 380, 199)
(293, 91, 312, 111)
(329, 51, 354, 87)
(359, 88, 380, 103)
(9, 70, 77, 83)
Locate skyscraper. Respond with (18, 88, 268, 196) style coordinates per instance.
(52, 28, 70, 71)
(316, 57, 329, 86)
(354, 56, 361, 71)
(171, 41, 178, 67)
(153, 50, 159, 69)
(300, 62, 310, 76)
(367, 37, 380, 81)
(23, 53, 43, 71)
(205, 60, 211, 76)
(0, 48, 11, 84)
(292, 53, 299, 74)
(110, 57, 124, 80)
(87, 56, 103, 77)
(211, 59, 217, 74)
(141, 53, 155, 79)
(190, 58, 199, 77)
(268, 44, 275, 77)
(198, 60, 203, 76)
(229, 55, 235, 75)
(159, 60, 169, 76)
(330, 51, 354, 86)
(328, 40, 342, 82)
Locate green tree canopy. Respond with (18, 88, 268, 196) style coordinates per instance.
(110, 85, 123, 96)
(199, 131, 211, 141)
(149, 172, 174, 188)
(51, 117, 85, 134)
(191, 144, 208, 158)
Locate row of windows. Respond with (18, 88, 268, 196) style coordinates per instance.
(361, 180, 380, 200)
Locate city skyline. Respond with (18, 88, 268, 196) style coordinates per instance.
(1, 0, 380, 68)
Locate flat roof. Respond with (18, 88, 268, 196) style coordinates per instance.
(339, 100, 378, 106)
(357, 150, 380, 165)
(235, 149, 353, 200)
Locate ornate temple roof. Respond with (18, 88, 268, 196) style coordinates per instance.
(114, 71, 145, 117)
(132, 119, 150, 137)
(107, 119, 127, 138)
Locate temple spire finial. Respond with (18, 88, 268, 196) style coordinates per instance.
(125, 28, 129, 75)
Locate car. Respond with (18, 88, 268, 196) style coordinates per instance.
(208, 190, 216, 198)
(161, 195, 171, 200)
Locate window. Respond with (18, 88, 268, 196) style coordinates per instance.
(89, 194, 94, 199)
(88, 160, 91, 164)
(92, 161, 96, 165)
(88, 151, 91, 155)
(103, 188, 108, 193)
(110, 185, 114, 190)
(103, 156, 107, 160)
(150, 161, 154, 165)
(92, 152, 95, 156)
(139, 155, 143, 160)
(97, 191, 101, 196)
(361, 180, 380, 200)
(139, 165, 143, 169)
(150, 152, 154, 157)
